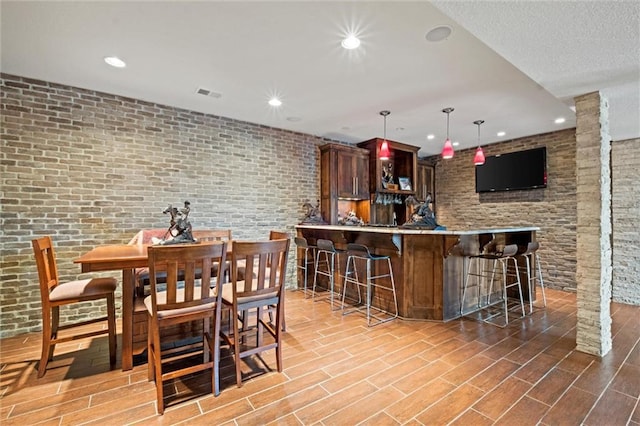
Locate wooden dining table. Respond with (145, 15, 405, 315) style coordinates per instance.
(75, 243, 152, 370)
(74, 239, 290, 371)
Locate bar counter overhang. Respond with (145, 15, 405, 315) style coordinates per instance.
(295, 224, 540, 321)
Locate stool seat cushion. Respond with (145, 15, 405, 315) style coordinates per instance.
(49, 277, 117, 302)
(144, 288, 217, 318)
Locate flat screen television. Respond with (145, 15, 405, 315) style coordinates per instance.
(475, 147, 547, 193)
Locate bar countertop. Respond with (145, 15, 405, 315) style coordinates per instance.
(295, 224, 540, 236)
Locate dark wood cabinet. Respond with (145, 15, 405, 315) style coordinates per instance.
(320, 144, 370, 224)
(415, 159, 435, 203)
(336, 148, 369, 199)
(357, 138, 419, 225)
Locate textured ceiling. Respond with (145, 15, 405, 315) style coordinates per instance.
(1, 1, 638, 157)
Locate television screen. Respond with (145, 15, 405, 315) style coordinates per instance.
(475, 147, 547, 193)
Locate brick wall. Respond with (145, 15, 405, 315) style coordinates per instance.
(0, 74, 328, 338)
(429, 128, 578, 292)
(612, 137, 640, 304)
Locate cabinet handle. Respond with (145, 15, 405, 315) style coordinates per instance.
(354, 177, 358, 195)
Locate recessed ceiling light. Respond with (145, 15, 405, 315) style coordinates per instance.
(341, 34, 361, 49)
(497, 131, 506, 137)
(104, 56, 126, 68)
(555, 117, 566, 124)
(268, 98, 282, 107)
(425, 25, 452, 42)
(427, 134, 435, 140)
(452, 141, 459, 147)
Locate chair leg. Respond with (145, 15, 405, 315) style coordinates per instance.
(152, 325, 164, 414)
(212, 309, 222, 396)
(203, 317, 211, 363)
(107, 294, 117, 367)
(233, 308, 243, 388)
(147, 314, 154, 381)
(275, 302, 283, 372)
(38, 308, 53, 378)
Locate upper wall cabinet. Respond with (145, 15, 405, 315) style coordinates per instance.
(336, 147, 369, 199)
(357, 138, 419, 195)
(320, 143, 370, 224)
(416, 159, 435, 203)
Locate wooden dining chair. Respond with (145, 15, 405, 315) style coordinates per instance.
(145, 241, 227, 414)
(131, 229, 233, 296)
(220, 238, 290, 387)
(31, 236, 117, 378)
(237, 230, 290, 331)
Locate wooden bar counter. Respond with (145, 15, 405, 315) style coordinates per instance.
(295, 224, 539, 321)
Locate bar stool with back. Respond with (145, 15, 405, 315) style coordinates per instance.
(312, 238, 346, 310)
(31, 236, 117, 378)
(519, 241, 547, 314)
(294, 236, 316, 296)
(341, 243, 398, 326)
(461, 243, 526, 326)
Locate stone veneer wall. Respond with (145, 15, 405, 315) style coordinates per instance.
(611, 137, 640, 305)
(0, 74, 329, 338)
(431, 128, 578, 292)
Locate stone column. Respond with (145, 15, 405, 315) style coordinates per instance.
(574, 91, 612, 356)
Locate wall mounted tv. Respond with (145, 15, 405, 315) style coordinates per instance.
(475, 147, 547, 193)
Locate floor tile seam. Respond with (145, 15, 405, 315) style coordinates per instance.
(532, 357, 595, 425)
(199, 394, 254, 419)
(318, 379, 395, 424)
(406, 377, 476, 424)
(56, 386, 157, 425)
(440, 353, 498, 387)
(233, 386, 316, 426)
(580, 337, 640, 422)
(5, 389, 93, 420)
(490, 393, 552, 425)
(554, 356, 595, 376)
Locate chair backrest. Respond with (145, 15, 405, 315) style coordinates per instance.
(231, 239, 290, 307)
(147, 241, 227, 314)
(128, 229, 168, 245)
(192, 229, 232, 242)
(31, 236, 59, 306)
(346, 243, 372, 258)
(294, 236, 310, 249)
(269, 230, 289, 241)
(316, 238, 337, 252)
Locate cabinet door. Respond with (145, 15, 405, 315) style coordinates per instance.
(416, 162, 434, 202)
(354, 152, 369, 198)
(337, 151, 357, 198)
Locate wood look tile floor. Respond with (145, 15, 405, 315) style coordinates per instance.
(1, 288, 639, 425)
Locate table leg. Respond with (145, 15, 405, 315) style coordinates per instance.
(121, 268, 134, 371)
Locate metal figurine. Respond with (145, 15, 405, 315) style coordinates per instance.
(158, 200, 196, 244)
(301, 200, 326, 224)
(402, 193, 444, 230)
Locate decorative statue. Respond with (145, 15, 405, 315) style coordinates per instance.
(301, 200, 326, 224)
(382, 163, 394, 188)
(339, 210, 364, 226)
(401, 194, 445, 230)
(154, 200, 196, 245)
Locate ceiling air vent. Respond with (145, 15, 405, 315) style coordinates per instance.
(195, 87, 222, 98)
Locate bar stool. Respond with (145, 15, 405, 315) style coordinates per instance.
(341, 243, 398, 326)
(519, 241, 547, 314)
(461, 244, 525, 326)
(312, 239, 346, 310)
(294, 236, 316, 296)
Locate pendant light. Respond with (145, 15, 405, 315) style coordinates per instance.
(441, 107, 454, 159)
(379, 110, 391, 160)
(473, 120, 486, 166)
